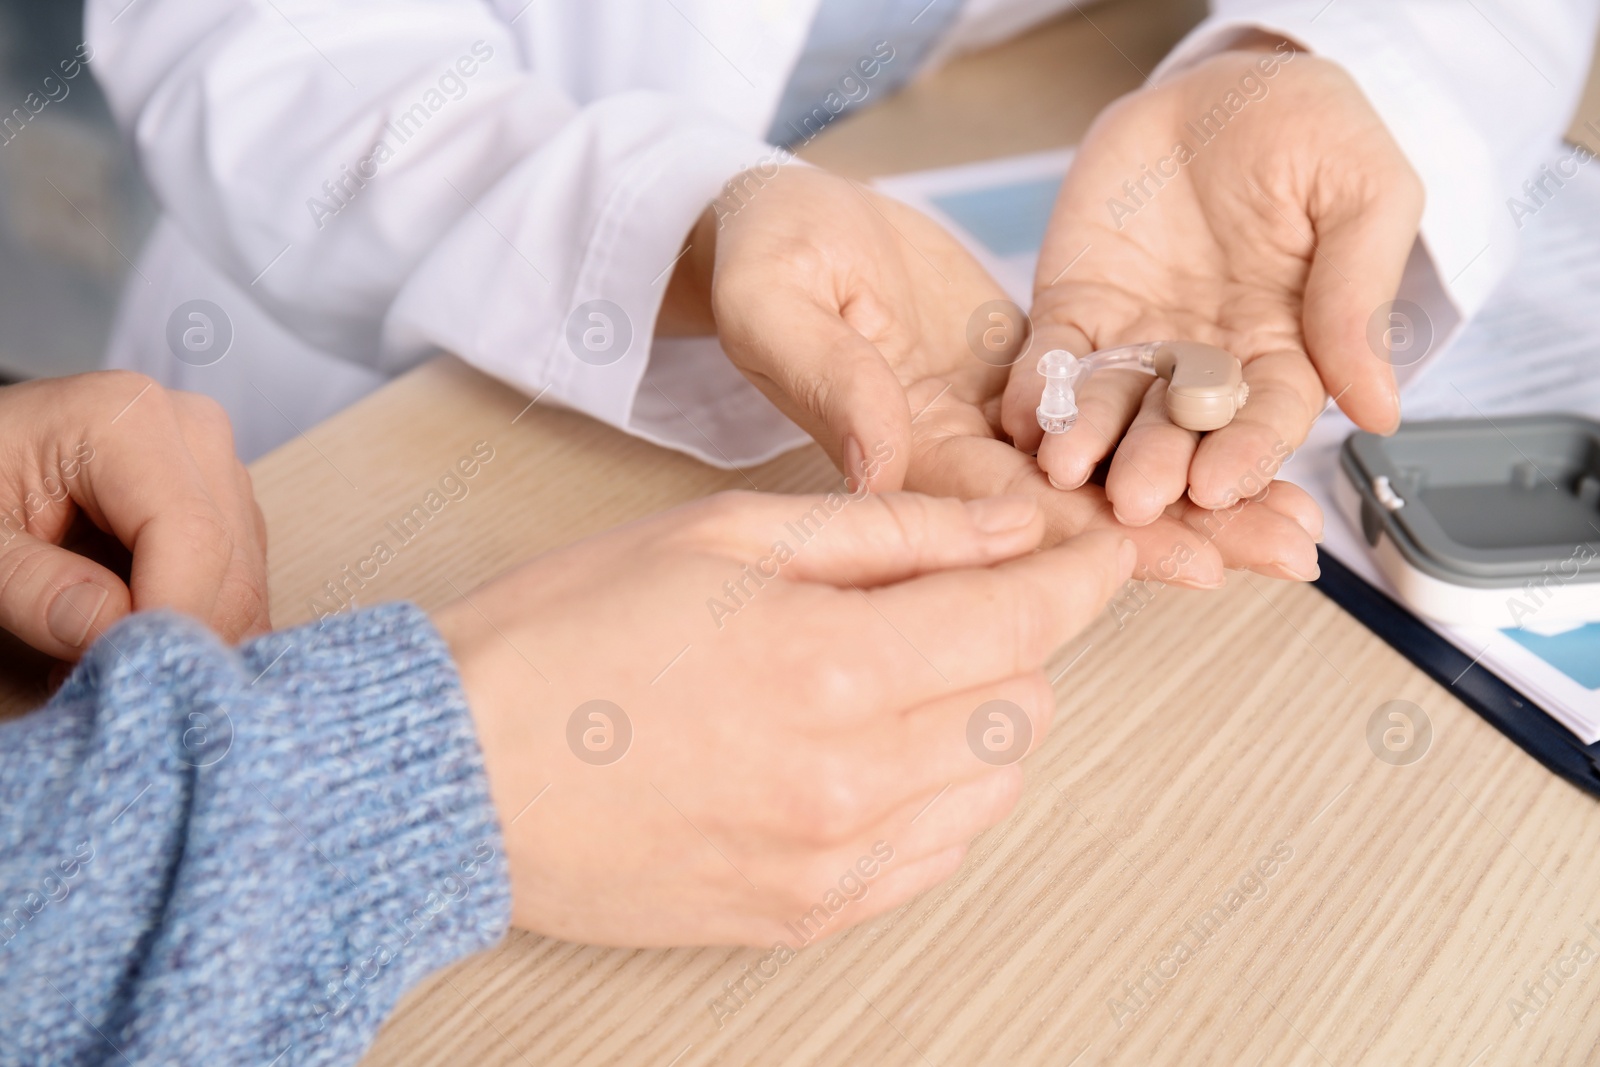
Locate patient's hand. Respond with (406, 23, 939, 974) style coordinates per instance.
(1002, 44, 1422, 527)
(437, 489, 1132, 946)
(0, 372, 269, 660)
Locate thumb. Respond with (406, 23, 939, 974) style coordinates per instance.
(870, 527, 1136, 681)
(771, 491, 1047, 589)
(0, 530, 132, 660)
(992, 527, 1138, 627)
(1302, 185, 1421, 435)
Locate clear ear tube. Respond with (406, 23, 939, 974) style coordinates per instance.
(1036, 341, 1249, 436)
(1035, 344, 1161, 434)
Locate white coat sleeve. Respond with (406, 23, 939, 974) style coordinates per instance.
(86, 0, 811, 466)
(1155, 0, 1600, 351)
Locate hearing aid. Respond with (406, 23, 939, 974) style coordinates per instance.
(1036, 341, 1250, 435)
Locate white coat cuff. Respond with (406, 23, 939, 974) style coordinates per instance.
(384, 91, 807, 468)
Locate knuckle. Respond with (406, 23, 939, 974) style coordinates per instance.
(1018, 670, 1057, 721)
(215, 570, 272, 641)
(93, 368, 157, 394)
(870, 493, 938, 565)
(790, 756, 867, 845)
(1003, 576, 1056, 668)
(990, 766, 1026, 818)
(1246, 371, 1317, 434)
(688, 490, 756, 530)
(784, 368, 835, 425)
(0, 540, 53, 616)
(94, 370, 166, 412)
(669, 491, 762, 553)
(723, 604, 880, 722)
(172, 505, 237, 567)
(800, 659, 864, 716)
(235, 469, 269, 551)
(929, 845, 969, 882)
(172, 391, 236, 447)
(762, 236, 830, 284)
(697, 489, 759, 520)
(970, 767, 1026, 831)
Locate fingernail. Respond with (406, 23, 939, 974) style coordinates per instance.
(966, 494, 1038, 534)
(1188, 488, 1240, 511)
(1294, 508, 1325, 543)
(1171, 556, 1226, 589)
(1046, 465, 1088, 492)
(1117, 539, 1137, 580)
(48, 582, 109, 649)
(1381, 393, 1403, 436)
(1257, 561, 1321, 582)
(1111, 506, 1159, 529)
(843, 435, 867, 490)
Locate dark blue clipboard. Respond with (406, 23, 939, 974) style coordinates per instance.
(1314, 548, 1600, 798)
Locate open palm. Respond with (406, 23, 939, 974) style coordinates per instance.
(707, 165, 1322, 585)
(1002, 45, 1423, 538)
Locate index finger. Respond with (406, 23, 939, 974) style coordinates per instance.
(168, 391, 272, 640)
(904, 380, 1229, 586)
(859, 529, 1135, 703)
(72, 375, 237, 626)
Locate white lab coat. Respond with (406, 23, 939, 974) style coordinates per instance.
(87, 0, 1598, 461)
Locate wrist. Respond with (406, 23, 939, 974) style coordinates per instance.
(656, 204, 719, 337)
(431, 596, 544, 928)
(431, 599, 518, 801)
(1151, 34, 1308, 105)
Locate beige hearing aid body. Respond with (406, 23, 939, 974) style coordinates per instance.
(1036, 341, 1250, 435)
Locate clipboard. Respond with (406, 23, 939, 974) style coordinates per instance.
(1315, 550, 1600, 797)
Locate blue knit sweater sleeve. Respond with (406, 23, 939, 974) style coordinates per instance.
(0, 603, 512, 1066)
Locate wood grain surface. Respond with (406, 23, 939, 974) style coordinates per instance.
(8, 0, 1600, 1062)
(248, 355, 1600, 1067)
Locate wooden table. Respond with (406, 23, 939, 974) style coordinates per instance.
(135, 1, 1600, 1062)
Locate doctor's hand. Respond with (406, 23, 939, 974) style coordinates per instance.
(1003, 43, 1423, 530)
(436, 489, 1133, 946)
(903, 379, 1324, 586)
(668, 163, 1321, 585)
(666, 164, 1012, 492)
(0, 372, 270, 661)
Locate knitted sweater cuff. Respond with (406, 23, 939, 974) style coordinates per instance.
(3, 602, 510, 1066)
(235, 602, 513, 1043)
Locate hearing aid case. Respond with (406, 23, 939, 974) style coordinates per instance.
(1337, 415, 1600, 629)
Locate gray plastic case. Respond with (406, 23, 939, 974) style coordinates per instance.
(1337, 415, 1600, 627)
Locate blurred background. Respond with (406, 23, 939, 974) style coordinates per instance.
(0, 0, 1595, 400)
(0, 0, 151, 382)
